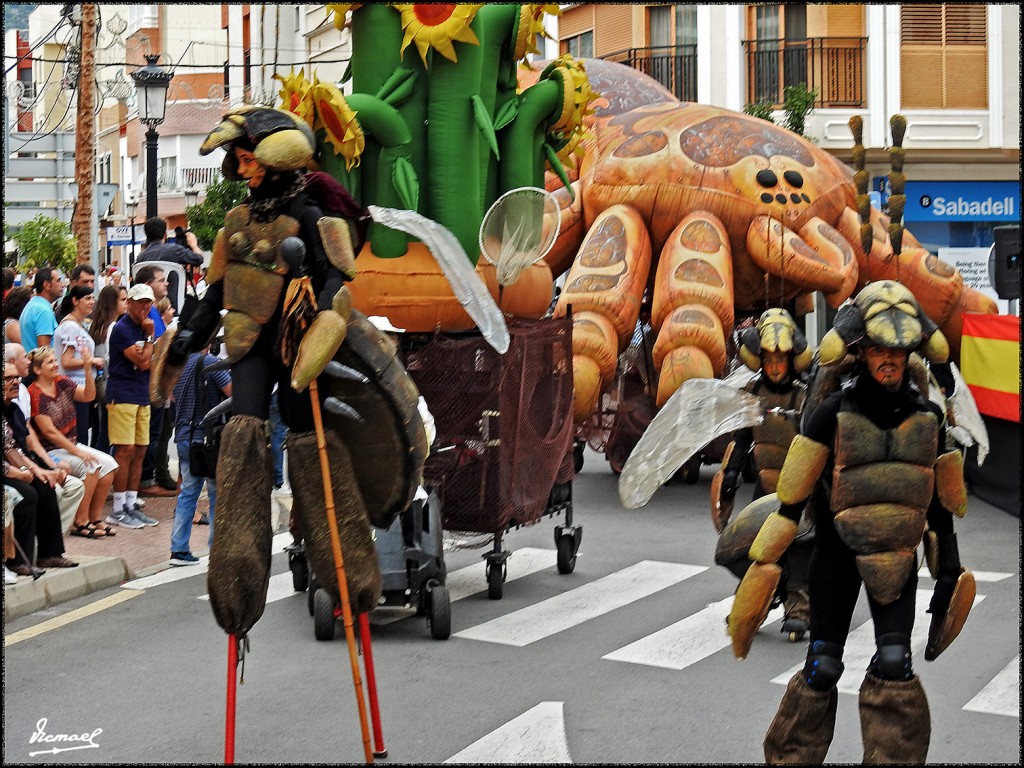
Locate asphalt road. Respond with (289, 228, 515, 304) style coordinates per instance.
(3, 449, 1020, 764)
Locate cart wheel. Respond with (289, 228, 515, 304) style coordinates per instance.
(313, 588, 336, 641)
(680, 455, 701, 484)
(307, 574, 318, 616)
(486, 562, 504, 600)
(573, 441, 585, 473)
(428, 583, 452, 640)
(289, 552, 308, 593)
(556, 536, 577, 574)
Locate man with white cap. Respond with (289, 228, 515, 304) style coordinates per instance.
(104, 283, 160, 528)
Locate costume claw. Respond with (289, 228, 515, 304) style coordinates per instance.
(324, 396, 364, 422)
(202, 397, 233, 425)
(325, 361, 369, 383)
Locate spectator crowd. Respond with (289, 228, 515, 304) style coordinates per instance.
(3, 216, 274, 586)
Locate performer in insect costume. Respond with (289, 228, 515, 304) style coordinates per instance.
(728, 280, 975, 764)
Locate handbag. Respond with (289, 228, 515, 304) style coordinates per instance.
(186, 355, 226, 479)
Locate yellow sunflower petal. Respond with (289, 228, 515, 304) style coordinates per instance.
(327, 4, 361, 31)
(395, 4, 482, 67)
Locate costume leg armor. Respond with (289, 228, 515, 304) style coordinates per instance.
(859, 673, 930, 764)
(208, 415, 273, 637)
(287, 429, 382, 615)
(764, 671, 839, 764)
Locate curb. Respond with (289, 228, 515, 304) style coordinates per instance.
(3, 555, 133, 622)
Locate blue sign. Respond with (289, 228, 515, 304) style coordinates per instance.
(903, 180, 1020, 222)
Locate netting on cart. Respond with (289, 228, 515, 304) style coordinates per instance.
(406, 317, 575, 536)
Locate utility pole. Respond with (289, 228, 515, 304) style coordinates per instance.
(72, 4, 97, 267)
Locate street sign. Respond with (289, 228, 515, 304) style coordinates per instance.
(69, 182, 120, 218)
(106, 225, 143, 247)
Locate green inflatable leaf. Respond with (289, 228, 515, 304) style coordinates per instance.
(493, 98, 518, 131)
(543, 142, 574, 203)
(472, 95, 500, 160)
(392, 155, 420, 212)
(376, 67, 418, 108)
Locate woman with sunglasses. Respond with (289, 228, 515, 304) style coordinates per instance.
(26, 346, 119, 538)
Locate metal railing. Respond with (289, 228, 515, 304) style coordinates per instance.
(741, 37, 867, 108)
(600, 45, 698, 102)
(154, 166, 219, 194)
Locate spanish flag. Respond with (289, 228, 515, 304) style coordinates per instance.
(960, 314, 1021, 422)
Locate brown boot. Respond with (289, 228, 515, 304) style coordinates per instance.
(207, 415, 273, 637)
(782, 588, 810, 640)
(287, 430, 381, 615)
(859, 673, 930, 764)
(764, 671, 838, 764)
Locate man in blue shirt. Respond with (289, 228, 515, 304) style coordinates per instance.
(134, 264, 178, 494)
(18, 267, 65, 349)
(103, 283, 161, 529)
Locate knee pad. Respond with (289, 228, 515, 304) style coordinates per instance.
(802, 640, 845, 691)
(869, 632, 913, 680)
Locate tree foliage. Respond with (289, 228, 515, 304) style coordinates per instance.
(742, 83, 819, 141)
(5, 215, 77, 273)
(184, 177, 248, 251)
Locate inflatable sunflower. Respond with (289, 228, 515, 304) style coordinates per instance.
(514, 4, 560, 62)
(326, 3, 361, 31)
(311, 79, 365, 171)
(273, 67, 315, 128)
(394, 3, 482, 67)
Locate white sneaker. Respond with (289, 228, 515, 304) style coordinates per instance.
(4, 565, 18, 585)
(273, 482, 292, 497)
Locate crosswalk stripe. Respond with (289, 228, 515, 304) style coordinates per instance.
(444, 701, 572, 763)
(918, 566, 1013, 583)
(963, 655, 1020, 718)
(603, 596, 784, 670)
(770, 590, 987, 695)
(453, 561, 706, 647)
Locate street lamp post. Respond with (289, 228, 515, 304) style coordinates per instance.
(126, 196, 138, 277)
(130, 54, 173, 221)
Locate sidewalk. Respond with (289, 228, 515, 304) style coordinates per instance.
(3, 476, 293, 622)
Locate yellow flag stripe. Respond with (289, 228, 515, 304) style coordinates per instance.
(961, 336, 1020, 394)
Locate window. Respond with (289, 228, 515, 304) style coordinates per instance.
(750, 4, 807, 105)
(157, 157, 178, 192)
(646, 5, 698, 101)
(566, 31, 593, 59)
(901, 4, 988, 109)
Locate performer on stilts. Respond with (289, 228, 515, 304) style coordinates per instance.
(728, 280, 975, 765)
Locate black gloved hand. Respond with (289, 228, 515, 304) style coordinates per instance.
(167, 329, 195, 367)
(928, 572, 958, 619)
(720, 470, 740, 499)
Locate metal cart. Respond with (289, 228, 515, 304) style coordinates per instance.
(404, 316, 580, 600)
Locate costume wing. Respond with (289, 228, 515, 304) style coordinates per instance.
(367, 205, 510, 354)
(946, 362, 989, 464)
(619, 378, 763, 510)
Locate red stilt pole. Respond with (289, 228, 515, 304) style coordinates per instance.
(225, 634, 237, 764)
(359, 613, 387, 758)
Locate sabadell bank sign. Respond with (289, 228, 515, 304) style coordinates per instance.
(904, 180, 1020, 222)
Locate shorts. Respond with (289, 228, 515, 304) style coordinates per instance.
(106, 402, 151, 446)
(49, 445, 119, 478)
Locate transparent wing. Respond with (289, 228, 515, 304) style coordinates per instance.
(618, 378, 764, 509)
(367, 205, 509, 354)
(479, 187, 560, 287)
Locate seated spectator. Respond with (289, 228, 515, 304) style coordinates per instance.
(4, 343, 86, 533)
(27, 346, 119, 538)
(3, 362, 78, 572)
(156, 296, 176, 332)
(169, 346, 231, 565)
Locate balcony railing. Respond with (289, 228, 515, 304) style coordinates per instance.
(155, 165, 220, 194)
(742, 37, 867, 109)
(600, 45, 698, 102)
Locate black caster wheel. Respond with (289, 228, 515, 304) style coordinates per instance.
(313, 588, 336, 641)
(556, 536, 577, 574)
(573, 441, 585, 473)
(289, 551, 308, 592)
(427, 582, 451, 640)
(486, 561, 504, 600)
(307, 574, 319, 616)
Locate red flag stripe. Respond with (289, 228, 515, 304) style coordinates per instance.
(967, 383, 1020, 423)
(962, 313, 1020, 343)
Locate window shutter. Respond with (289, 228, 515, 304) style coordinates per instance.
(900, 4, 987, 109)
